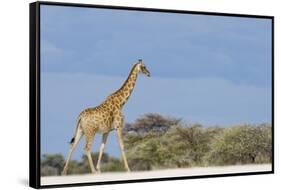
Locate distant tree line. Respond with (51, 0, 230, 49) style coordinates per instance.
(41, 113, 272, 176)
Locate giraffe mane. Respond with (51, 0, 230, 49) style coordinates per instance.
(111, 63, 138, 96)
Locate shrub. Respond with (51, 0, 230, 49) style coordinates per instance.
(41, 166, 59, 176)
(41, 154, 65, 176)
(205, 124, 272, 165)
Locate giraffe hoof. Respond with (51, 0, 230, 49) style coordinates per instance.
(96, 167, 101, 173)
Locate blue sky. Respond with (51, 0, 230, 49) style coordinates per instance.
(40, 5, 272, 159)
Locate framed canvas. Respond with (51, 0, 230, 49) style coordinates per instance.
(29, 1, 274, 188)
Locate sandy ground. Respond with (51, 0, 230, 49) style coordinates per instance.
(41, 164, 271, 186)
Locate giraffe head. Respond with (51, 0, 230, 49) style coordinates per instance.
(136, 59, 150, 77)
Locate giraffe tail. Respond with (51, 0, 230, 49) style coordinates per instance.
(69, 137, 75, 144)
(69, 118, 81, 145)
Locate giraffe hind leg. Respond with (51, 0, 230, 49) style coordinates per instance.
(62, 127, 83, 175)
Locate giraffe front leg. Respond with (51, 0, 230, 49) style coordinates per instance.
(117, 127, 131, 172)
(96, 132, 109, 173)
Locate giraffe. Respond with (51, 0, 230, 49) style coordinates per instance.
(62, 59, 150, 175)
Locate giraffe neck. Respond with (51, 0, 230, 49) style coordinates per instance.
(112, 64, 139, 107)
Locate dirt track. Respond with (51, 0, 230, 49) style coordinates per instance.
(41, 164, 271, 186)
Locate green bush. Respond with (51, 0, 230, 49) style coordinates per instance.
(41, 166, 59, 176)
(41, 154, 65, 176)
(101, 157, 126, 172)
(125, 124, 223, 170)
(205, 124, 272, 165)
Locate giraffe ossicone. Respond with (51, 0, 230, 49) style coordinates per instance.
(62, 59, 150, 175)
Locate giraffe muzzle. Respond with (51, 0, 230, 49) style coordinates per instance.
(143, 67, 151, 77)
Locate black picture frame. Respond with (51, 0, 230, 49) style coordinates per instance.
(29, 1, 274, 189)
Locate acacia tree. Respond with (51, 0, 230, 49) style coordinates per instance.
(124, 113, 181, 135)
